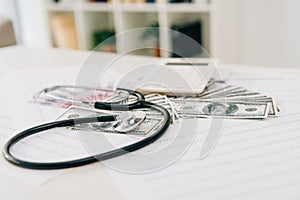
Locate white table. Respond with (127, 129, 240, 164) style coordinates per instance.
(1, 46, 296, 200)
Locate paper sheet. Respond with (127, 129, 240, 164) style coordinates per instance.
(0, 83, 65, 186)
(0, 68, 85, 186)
(106, 67, 300, 200)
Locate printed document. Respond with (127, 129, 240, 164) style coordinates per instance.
(106, 67, 300, 200)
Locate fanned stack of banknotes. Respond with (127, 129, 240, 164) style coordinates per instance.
(145, 80, 279, 120)
(34, 80, 279, 122)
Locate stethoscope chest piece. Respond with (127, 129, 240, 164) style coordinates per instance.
(113, 111, 146, 133)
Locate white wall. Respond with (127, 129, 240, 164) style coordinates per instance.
(0, 0, 50, 47)
(214, 0, 242, 64)
(216, 0, 300, 68)
(0, 0, 21, 43)
(240, 0, 300, 68)
(16, 0, 51, 47)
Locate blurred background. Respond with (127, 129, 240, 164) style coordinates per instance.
(0, 0, 299, 67)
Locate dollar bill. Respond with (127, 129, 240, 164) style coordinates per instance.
(175, 81, 279, 118)
(145, 93, 179, 122)
(171, 99, 270, 119)
(56, 106, 165, 136)
(233, 97, 278, 116)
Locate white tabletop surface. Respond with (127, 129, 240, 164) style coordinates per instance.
(0, 46, 124, 200)
(0, 46, 293, 200)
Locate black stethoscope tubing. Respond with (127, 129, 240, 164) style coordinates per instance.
(2, 90, 171, 170)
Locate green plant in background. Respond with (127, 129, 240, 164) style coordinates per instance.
(92, 30, 116, 51)
(140, 22, 159, 44)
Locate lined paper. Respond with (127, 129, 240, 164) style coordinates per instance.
(107, 68, 300, 200)
(0, 68, 147, 185)
(0, 69, 81, 186)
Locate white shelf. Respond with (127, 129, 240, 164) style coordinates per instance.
(165, 3, 211, 13)
(46, 2, 74, 12)
(120, 3, 159, 12)
(44, 0, 217, 57)
(81, 2, 114, 11)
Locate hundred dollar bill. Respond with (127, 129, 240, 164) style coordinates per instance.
(194, 81, 279, 117)
(200, 85, 245, 99)
(56, 106, 165, 136)
(145, 93, 179, 122)
(171, 100, 270, 119)
(200, 96, 278, 116)
(198, 84, 231, 98)
(234, 97, 278, 116)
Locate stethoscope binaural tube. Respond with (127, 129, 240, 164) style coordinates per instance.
(2, 100, 170, 170)
(39, 86, 145, 106)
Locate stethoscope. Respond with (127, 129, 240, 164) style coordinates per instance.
(2, 87, 171, 170)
